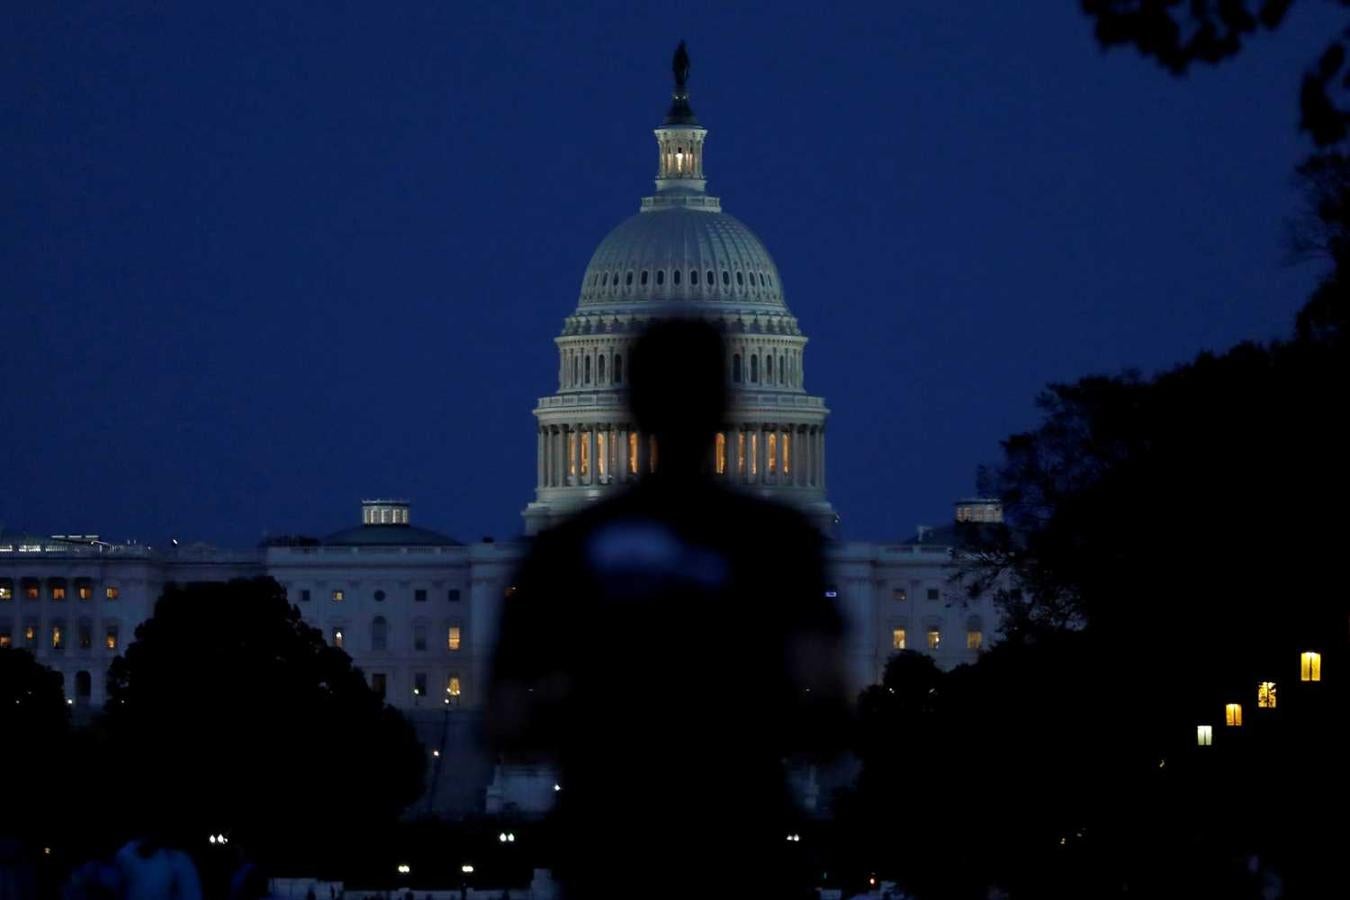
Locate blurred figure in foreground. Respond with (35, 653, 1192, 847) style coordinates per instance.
(487, 318, 846, 898)
(115, 835, 202, 900)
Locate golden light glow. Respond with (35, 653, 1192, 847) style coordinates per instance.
(78, 584, 92, 601)
(0, 585, 11, 601)
(628, 432, 638, 475)
(333, 629, 344, 649)
(447, 676, 462, 697)
(24, 625, 36, 643)
(105, 586, 119, 600)
(0, 633, 9, 649)
(1300, 651, 1322, 682)
(579, 431, 590, 478)
(105, 630, 117, 651)
(1258, 681, 1277, 709)
(736, 432, 746, 475)
(1225, 703, 1242, 727)
(1196, 725, 1213, 747)
(597, 432, 608, 479)
(25, 584, 40, 600)
(967, 630, 984, 651)
(447, 626, 461, 651)
(51, 625, 63, 649)
(749, 433, 758, 477)
(715, 433, 726, 475)
(51, 586, 66, 601)
(926, 627, 941, 650)
(782, 432, 791, 475)
(767, 433, 778, 474)
(332, 590, 344, 602)
(568, 432, 578, 478)
(892, 628, 906, 650)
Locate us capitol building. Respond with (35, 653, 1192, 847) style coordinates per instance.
(0, 48, 1003, 816)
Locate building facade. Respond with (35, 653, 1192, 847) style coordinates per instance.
(0, 49, 1003, 816)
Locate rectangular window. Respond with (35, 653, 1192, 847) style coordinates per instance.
(300, 589, 311, 603)
(413, 673, 427, 697)
(371, 672, 387, 700)
(926, 627, 941, 651)
(51, 624, 64, 650)
(24, 581, 40, 600)
(446, 674, 462, 705)
(0, 629, 10, 648)
(79, 622, 92, 650)
(767, 433, 778, 474)
(447, 625, 462, 651)
(105, 626, 118, 651)
(966, 630, 983, 651)
(332, 628, 344, 649)
(448, 589, 461, 603)
(331, 589, 344, 602)
(926, 588, 940, 602)
(893, 588, 908, 603)
(24, 624, 38, 648)
(415, 589, 427, 603)
(105, 586, 119, 600)
(892, 628, 907, 650)
(51, 585, 67, 601)
(414, 624, 427, 652)
(1196, 725, 1213, 747)
(1258, 681, 1277, 709)
(628, 432, 638, 475)
(0, 582, 11, 601)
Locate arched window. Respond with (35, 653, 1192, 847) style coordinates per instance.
(656, 270, 665, 286)
(707, 269, 715, 286)
(75, 670, 91, 701)
(750, 355, 759, 383)
(641, 270, 649, 286)
(736, 271, 744, 286)
(572, 355, 579, 385)
(614, 354, 623, 385)
(625, 271, 633, 286)
(732, 354, 742, 383)
(372, 616, 388, 652)
(585, 356, 591, 384)
(690, 269, 698, 285)
(597, 355, 606, 383)
(766, 355, 774, 383)
(722, 270, 730, 285)
(760, 272, 767, 286)
(673, 269, 681, 286)
(601, 272, 608, 286)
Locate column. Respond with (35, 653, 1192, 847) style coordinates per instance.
(819, 427, 826, 490)
(587, 427, 597, 486)
(569, 425, 580, 486)
(805, 426, 815, 488)
(536, 429, 545, 489)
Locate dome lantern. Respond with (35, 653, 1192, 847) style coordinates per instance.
(654, 41, 709, 197)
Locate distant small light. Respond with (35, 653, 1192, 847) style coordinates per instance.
(43, 847, 51, 856)
(461, 865, 474, 874)
(507, 833, 515, 843)
(397, 864, 410, 875)
(499, 833, 507, 843)
(66, 699, 73, 705)
(432, 750, 440, 758)
(553, 783, 561, 792)
(824, 590, 837, 598)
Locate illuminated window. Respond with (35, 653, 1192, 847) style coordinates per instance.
(415, 589, 427, 603)
(893, 588, 908, 602)
(767, 433, 778, 474)
(568, 432, 578, 477)
(1225, 703, 1242, 727)
(1258, 681, 1277, 709)
(967, 630, 983, 651)
(51, 623, 64, 651)
(614, 354, 623, 384)
(892, 628, 907, 650)
(737, 432, 746, 475)
(371, 673, 387, 700)
(448, 588, 461, 603)
(24, 580, 39, 600)
(1196, 725, 1213, 747)
(782, 432, 791, 475)
(77, 581, 92, 601)
(446, 675, 462, 703)
(78, 620, 92, 650)
(0, 581, 11, 601)
(749, 432, 758, 477)
(1300, 651, 1322, 682)
(104, 626, 118, 651)
(75, 671, 92, 702)
(715, 433, 726, 475)
(926, 627, 941, 650)
(580, 430, 591, 477)
(0, 629, 10, 648)
(628, 432, 638, 475)
(413, 673, 427, 696)
(597, 431, 608, 479)
(447, 625, 462, 651)
(372, 616, 388, 652)
(332, 628, 344, 649)
(413, 623, 427, 652)
(331, 589, 344, 602)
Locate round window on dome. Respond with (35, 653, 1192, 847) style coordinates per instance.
(601, 273, 608, 286)
(736, 271, 744, 286)
(690, 269, 698, 285)
(707, 269, 715, 286)
(759, 272, 766, 286)
(673, 269, 681, 286)
(641, 270, 649, 286)
(722, 271, 730, 285)
(656, 270, 665, 286)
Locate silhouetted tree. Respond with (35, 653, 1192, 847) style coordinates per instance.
(0, 648, 69, 842)
(104, 577, 425, 872)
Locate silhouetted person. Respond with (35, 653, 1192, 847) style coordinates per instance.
(487, 317, 845, 899)
(115, 835, 202, 900)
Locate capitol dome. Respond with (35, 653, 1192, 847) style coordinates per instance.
(523, 43, 834, 534)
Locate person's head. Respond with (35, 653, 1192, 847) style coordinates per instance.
(628, 317, 727, 476)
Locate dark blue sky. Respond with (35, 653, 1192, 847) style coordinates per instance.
(1, 3, 1337, 546)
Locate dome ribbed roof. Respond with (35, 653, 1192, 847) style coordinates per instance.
(577, 207, 785, 309)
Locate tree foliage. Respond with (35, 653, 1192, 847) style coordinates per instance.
(0, 648, 69, 839)
(104, 577, 425, 870)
